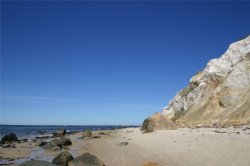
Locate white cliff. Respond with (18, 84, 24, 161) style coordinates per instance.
(161, 36, 250, 126)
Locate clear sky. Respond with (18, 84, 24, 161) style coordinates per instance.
(1, 1, 250, 125)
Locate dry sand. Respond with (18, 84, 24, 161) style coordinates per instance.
(1, 127, 250, 166)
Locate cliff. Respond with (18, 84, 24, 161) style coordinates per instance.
(142, 36, 250, 132)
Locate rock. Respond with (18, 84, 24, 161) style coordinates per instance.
(141, 113, 176, 132)
(118, 142, 128, 146)
(144, 36, 250, 128)
(37, 140, 47, 146)
(58, 137, 72, 146)
(42, 139, 61, 149)
(1, 133, 18, 144)
(83, 130, 92, 138)
(42, 137, 72, 149)
(52, 151, 74, 166)
(19, 160, 56, 166)
(68, 153, 105, 166)
(53, 129, 66, 137)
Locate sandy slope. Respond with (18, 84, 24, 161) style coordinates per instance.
(1, 127, 250, 166)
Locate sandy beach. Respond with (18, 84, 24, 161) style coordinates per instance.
(1, 126, 250, 166)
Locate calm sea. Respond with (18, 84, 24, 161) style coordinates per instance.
(0, 125, 137, 139)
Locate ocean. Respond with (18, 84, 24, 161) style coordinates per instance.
(0, 125, 137, 139)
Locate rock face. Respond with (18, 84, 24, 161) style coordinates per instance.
(0, 133, 18, 144)
(164, 36, 250, 126)
(19, 160, 56, 166)
(52, 151, 74, 166)
(143, 36, 250, 130)
(68, 153, 105, 166)
(141, 113, 176, 132)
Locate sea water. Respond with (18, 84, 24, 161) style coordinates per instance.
(0, 125, 134, 139)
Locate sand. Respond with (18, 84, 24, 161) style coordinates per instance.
(1, 127, 250, 166)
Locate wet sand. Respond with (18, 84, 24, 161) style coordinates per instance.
(1, 126, 250, 166)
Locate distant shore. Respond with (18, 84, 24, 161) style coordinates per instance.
(1, 126, 250, 166)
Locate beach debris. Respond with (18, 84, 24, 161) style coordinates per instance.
(118, 142, 128, 146)
(0, 133, 18, 144)
(52, 151, 74, 166)
(126, 130, 134, 133)
(141, 113, 176, 133)
(83, 130, 92, 138)
(91, 135, 101, 138)
(19, 159, 57, 166)
(53, 129, 66, 137)
(213, 130, 227, 134)
(2, 144, 16, 148)
(68, 153, 105, 166)
(242, 126, 250, 131)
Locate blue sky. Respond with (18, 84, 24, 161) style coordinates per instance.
(1, 1, 250, 125)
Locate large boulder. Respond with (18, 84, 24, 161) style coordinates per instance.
(19, 160, 56, 166)
(52, 151, 74, 166)
(1, 133, 18, 144)
(142, 113, 176, 133)
(53, 129, 66, 137)
(58, 137, 72, 146)
(68, 153, 105, 166)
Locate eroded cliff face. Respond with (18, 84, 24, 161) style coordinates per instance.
(163, 36, 250, 126)
(143, 36, 250, 130)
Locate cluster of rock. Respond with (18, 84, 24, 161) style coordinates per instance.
(1, 129, 106, 166)
(19, 152, 105, 166)
(142, 36, 250, 132)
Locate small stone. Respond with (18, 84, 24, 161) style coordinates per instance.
(118, 142, 128, 146)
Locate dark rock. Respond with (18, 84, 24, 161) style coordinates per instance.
(68, 153, 105, 166)
(83, 130, 92, 138)
(42, 137, 72, 149)
(91, 136, 101, 138)
(42, 139, 61, 149)
(1, 133, 18, 144)
(19, 160, 56, 166)
(52, 151, 74, 166)
(141, 113, 176, 133)
(118, 142, 128, 146)
(53, 129, 66, 137)
(58, 137, 72, 146)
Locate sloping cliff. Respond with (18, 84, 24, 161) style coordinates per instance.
(143, 36, 250, 131)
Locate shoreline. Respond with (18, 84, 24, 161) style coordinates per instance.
(1, 126, 250, 166)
